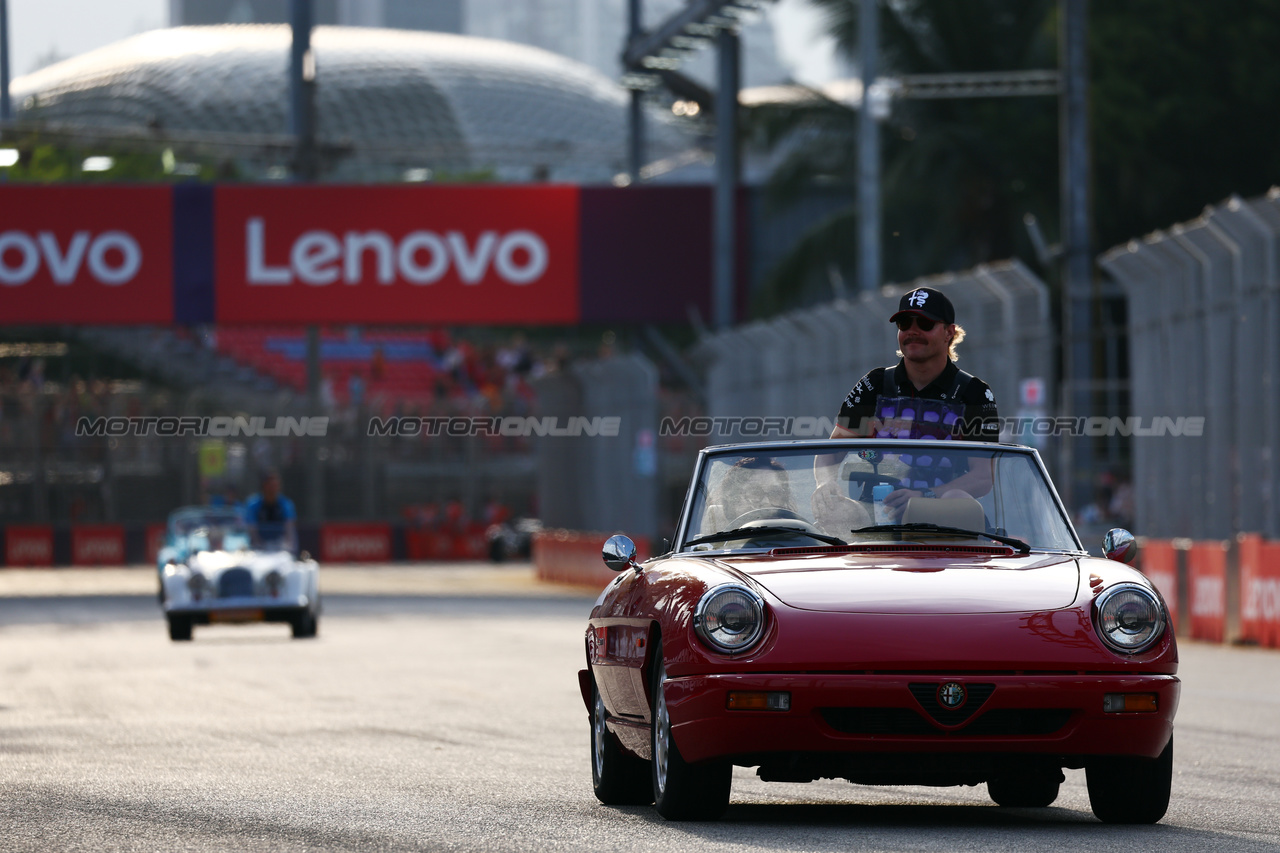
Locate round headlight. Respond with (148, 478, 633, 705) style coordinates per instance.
(187, 571, 211, 601)
(694, 585, 765, 653)
(1095, 583, 1166, 654)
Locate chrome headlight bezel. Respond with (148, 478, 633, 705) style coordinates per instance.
(1094, 582, 1167, 654)
(693, 584, 766, 654)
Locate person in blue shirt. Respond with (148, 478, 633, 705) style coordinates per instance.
(242, 469, 298, 553)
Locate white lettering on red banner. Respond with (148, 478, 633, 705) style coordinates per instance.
(8, 536, 52, 563)
(245, 218, 548, 287)
(1191, 575, 1225, 618)
(0, 230, 142, 286)
(323, 531, 390, 562)
(1244, 578, 1280, 622)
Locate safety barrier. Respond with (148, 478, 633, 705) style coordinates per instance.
(1139, 535, 1280, 648)
(0, 522, 494, 566)
(532, 529, 650, 589)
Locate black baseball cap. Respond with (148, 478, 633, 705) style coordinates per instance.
(889, 287, 955, 326)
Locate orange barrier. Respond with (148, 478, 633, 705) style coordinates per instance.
(1187, 541, 1228, 643)
(1239, 534, 1280, 648)
(533, 529, 650, 590)
(1139, 541, 1180, 631)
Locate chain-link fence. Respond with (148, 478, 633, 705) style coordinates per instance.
(1099, 189, 1280, 540)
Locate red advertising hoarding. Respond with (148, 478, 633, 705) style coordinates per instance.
(72, 524, 126, 566)
(321, 523, 392, 562)
(0, 186, 173, 323)
(1138, 540, 1179, 631)
(1239, 534, 1280, 648)
(5, 525, 54, 567)
(214, 185, 580, 324)
(1187, 540, 1228, 643)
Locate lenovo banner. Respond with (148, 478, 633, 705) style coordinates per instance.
(1187, 540, 1227, 643)
(215, 185, 580, 324)
(321, 523, 392, 562)
(1138, 540, 1179, 630)
(72, 524, 126, 566)
(5, 525, 54, 567)
(1239, 534, 1280, 648)
(0, 186, 173, 323)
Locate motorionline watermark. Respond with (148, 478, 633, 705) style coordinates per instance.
(76, 416, 330, 438)
(367, 416, 621, 437)
(659, 415, 1206, 438)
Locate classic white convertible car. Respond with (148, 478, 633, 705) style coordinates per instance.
(158, 506, 320, 641)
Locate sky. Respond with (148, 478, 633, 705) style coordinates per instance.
(4, 0, 841, 86)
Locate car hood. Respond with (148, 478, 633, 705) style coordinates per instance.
(186, 549, 295, 575)
(722, 552, 1082, 614)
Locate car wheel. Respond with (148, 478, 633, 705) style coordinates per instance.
(167, 614, 192, 642)
(590, 679, 652, 805)
(291, 610, 318, 639)
(1086, 736, 1173, 824)
(650, 649, 731, 820)
(987, 769, 1062, 807)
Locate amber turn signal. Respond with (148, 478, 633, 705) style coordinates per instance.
(1103, 693, 1158, 712)
(727, 691, 790, 711)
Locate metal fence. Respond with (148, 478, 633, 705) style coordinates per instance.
(692, 259, 1054, 450)
(1099, 189, 1280, 540)
(0, 381, 540, 527)
(0, 354, 681, 541)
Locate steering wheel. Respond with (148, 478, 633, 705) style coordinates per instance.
(729, 507, 820, 534)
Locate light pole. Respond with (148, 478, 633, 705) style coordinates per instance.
(857, 0, 880, 295)
(1060, 0, 1093, 512)
(1, 0, 11, 121)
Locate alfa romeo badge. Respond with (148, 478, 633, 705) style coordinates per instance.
(938, 681, 967, 709)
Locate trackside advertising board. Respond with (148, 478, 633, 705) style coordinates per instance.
(215, 185, 581, 324)
(0, 184, 728, 324)
(0, 186, 173, 323)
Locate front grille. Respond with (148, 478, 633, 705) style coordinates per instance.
(961, 709, 1073, 736)
(909, 682, 995, 724)
(218, 567, 254, 598)
(819, 707, 1074, 737)
(820, 707, 935, 735)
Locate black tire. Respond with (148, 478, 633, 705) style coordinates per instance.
(167, 614, 192, 642)
(988, 770, 1063, 807)
(650, 648, 731, 820)
(1087, 736, 1173, 824)
(291, 610, 318, 639)
(590, 679, 652, 805)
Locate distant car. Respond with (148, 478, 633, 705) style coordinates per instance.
(486, 517, 542, 562)
(158, 506, 320, 641)
(581, 439, 1177, 823)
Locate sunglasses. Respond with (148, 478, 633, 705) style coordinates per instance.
(896, 315, 938, 332)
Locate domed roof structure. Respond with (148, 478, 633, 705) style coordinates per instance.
(10, 25, 694, 182)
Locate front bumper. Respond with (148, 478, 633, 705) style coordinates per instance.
(665, 672, 1179, 768)
(165, 595, 312, 623)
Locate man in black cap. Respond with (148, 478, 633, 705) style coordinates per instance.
(825, 286, 1000, 511)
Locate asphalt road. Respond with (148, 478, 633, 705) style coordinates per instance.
(1, 566, 1278, 852)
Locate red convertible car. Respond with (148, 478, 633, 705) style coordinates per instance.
(580, 439, 1176, 822)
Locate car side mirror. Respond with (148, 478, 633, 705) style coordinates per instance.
(602, 534, 639, 573)
(1103, 528, 1137, 564)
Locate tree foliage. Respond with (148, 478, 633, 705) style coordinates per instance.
(752, 0, 1280, 314)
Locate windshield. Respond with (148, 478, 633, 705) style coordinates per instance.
(681, 442, 1079, 553)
